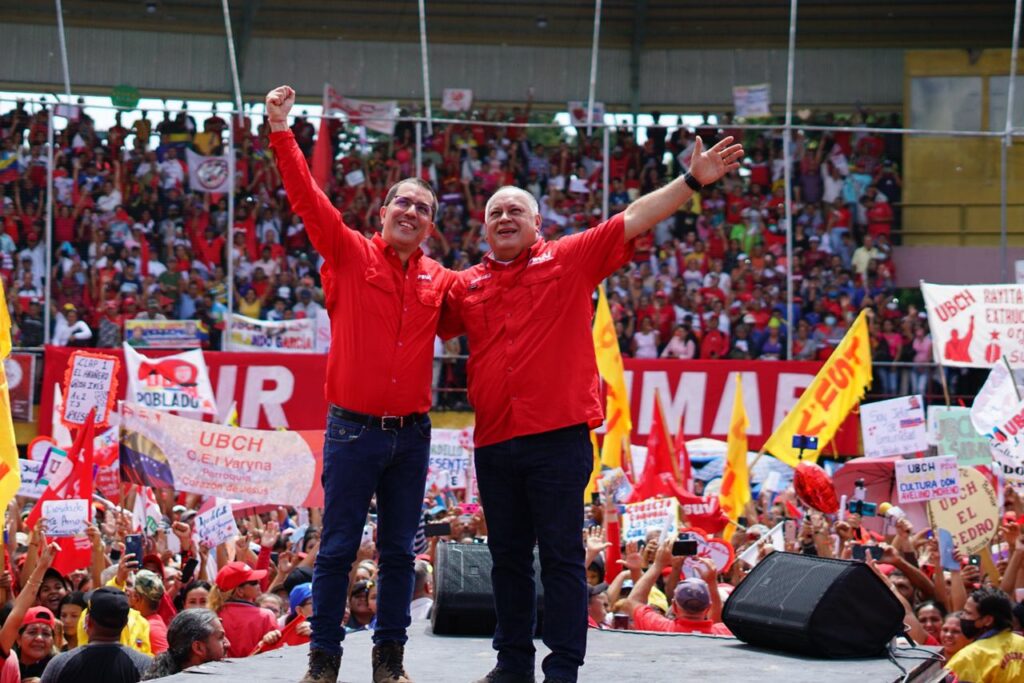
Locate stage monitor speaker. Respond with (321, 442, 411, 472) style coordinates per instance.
(722, 552, 904, 658)
(431, 542, 544, 636)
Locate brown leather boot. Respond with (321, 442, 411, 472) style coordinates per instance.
(371, 641, 412, 682)
(298, 648, 341, 683)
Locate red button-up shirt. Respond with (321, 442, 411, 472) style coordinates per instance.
(441, 214, 633, 447)
(270, 131, 454, 415)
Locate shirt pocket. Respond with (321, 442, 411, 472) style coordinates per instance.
(363, 266, 397, 313)
(462, 284, 498, 337)
(520, 262, 564, 320)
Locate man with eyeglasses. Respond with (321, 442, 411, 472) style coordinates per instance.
(266, 85, 455, 683)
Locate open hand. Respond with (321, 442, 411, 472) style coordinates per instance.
(688, 136, 745, 186)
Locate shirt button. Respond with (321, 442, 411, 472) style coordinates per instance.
(506, 313, 511, 318)
(511, 396, 517, 401)
(403, 307, 408, 312)
(392, 378, 397, 383)
(398, 341, 403, 347)
(506, 367, 512, 372)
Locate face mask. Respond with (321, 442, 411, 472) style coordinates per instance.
(959, 617, 983, 639)
(603, 613, 614, 627)
(825, 316, 837, 326)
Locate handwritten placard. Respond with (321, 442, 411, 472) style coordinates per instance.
(927, 468, 999, 555)
(895, 455, 960, 503)
(860, 395, 928, 458)
(621, 498, 679, 544)
(41, 498, 90, 537)
(62, 351, 120, 428)
(194, 501, 240, 548)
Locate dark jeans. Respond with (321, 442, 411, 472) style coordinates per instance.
(474, 424, 592, 682)
(309, 411, 431, 654)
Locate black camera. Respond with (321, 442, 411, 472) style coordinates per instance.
(671, 534, 699, 557)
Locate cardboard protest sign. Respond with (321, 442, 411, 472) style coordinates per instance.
(895, 456, 959, 504)
(17, 451, 68, 499)
(226, 314, 317, 353)
(860, 395, 928, 458)
(737, 522, 785, 569)
(62, 350, 119, 428)
(732, 83, 771, 118)
(927, 467, 999, 555)
(426, 429, 473, 491)
(929, 406, 993, 467)
(195, 500, 240, 547)
(621, 498, 679, 544)
(41, 498, 90, 537)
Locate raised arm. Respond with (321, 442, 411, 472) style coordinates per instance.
(265, 86, 358, 268)
(623, 136, 743, 242)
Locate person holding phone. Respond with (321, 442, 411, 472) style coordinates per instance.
(443, 135, 742, 683)
(266, 85, 457, 683)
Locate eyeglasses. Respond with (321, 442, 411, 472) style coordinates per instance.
(23, 628, 54, 640)
(390, 196, 433, 219)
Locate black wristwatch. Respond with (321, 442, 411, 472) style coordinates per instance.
(683, 171, 702, 192)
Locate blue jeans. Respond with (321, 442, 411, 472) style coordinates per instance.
(310, 411, 431, 654)
(474, 424, 592, 682)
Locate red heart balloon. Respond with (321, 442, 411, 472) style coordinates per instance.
(793, 461, 839, 514)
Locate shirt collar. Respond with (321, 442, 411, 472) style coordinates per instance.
(484, 238, 544, 270)
(371, 232, 423, 267)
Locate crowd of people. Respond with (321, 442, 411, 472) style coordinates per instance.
(0, 467, 1021, 681)
(0, 97, 959, 401)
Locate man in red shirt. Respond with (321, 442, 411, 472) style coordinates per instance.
(266, 86, 455, 683)
(442, 135, 742, 683)
(623, 538, 732, 636)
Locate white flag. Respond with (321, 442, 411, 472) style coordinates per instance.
(133, 486, 163, 536)
(971, 362, 1024, 436)
(323, 84, 397, 136)
(567, 101, 605, 126)
(123, 343, 217, 414)
(185, 148, 231, 194)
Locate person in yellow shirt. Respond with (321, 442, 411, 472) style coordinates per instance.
(945, 587, 1024, 683)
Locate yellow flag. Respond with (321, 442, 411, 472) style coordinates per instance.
(0, 281, 21, 511)
(763, 309, 873, 467)
(584, 430, 601, 504)
(719, 374, 750, 538)
(593, 286, 633, 473)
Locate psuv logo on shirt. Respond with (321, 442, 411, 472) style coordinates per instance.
(527, 252, 554, 267)
(417, 273, 432, 281)
(468, 273, 492, 290)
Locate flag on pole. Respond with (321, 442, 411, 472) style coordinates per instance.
(628, 391, 682, 503)
(185, 149, 231, 194)
(133, 486, 162, 536)
(593, 286, 633, 477)
(0, 281, 20, 512)
(720, 374, 751, 539)
(674, 420, 693, 494)
(762, 309, 872, 466)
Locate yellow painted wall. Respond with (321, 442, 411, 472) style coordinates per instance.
(903, 50, 1024, 246)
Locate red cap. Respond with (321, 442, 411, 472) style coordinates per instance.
(215, 561, 268, 592)
(142, 553, 163, 571)
(22, 606, 55, 629)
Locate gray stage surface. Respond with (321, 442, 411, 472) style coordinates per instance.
(155, 626, 944, 682)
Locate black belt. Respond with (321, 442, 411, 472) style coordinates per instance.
(328, 404, 426, 430)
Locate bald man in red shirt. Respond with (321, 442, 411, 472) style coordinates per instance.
(442, 136, 743, 683)
(266, 86, 454, 683)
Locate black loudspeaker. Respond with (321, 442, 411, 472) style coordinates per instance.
(722, 552, 904, 658)
(430, 542, 544, 636)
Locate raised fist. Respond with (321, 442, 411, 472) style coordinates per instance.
(265, 86, 295, 122)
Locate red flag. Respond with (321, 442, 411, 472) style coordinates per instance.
(26, 414, 96, 575)
(628, 392, 681, 503)
(251, 614, 309, 655)
(674, 421, 692, 494)
(311, 118, 333, 191)
(676, 488, 729, 535)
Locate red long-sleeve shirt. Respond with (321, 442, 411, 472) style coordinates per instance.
(270, 130, 454, 415)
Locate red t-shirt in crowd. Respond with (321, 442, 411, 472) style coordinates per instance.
(270, 130, 456, 416)
(441, 213, 634, 447)
(218, 601, 278, 659)
(146, 612, 168, 654)
(631, 605, 733, 636)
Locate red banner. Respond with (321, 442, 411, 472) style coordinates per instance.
(6, 353, 35, 422)
(40, 348, 859, 455)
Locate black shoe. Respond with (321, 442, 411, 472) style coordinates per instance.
(299, 648, 341, 683)
(472, 667, 536, 683)
(372, 641, 412, 683)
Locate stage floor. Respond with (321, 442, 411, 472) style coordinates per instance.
(155, 625, 944, 682)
